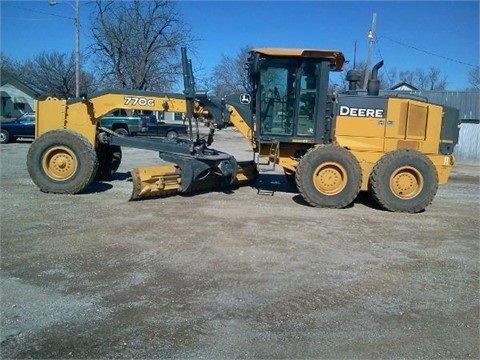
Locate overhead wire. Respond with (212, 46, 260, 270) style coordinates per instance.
(378, 35, 478, 68)
(3, 3, 75, 20)
(374, 43, 396, 85)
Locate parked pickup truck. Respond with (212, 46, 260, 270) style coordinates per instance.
(99, 110, 188, 139)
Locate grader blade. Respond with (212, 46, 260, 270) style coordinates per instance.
(130, 160, 258, 201)
(130, 164, 181, 200)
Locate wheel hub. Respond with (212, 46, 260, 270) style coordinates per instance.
(390, 166, 423, 199)
(42, 146, 78, 181)
(313, 162, 347, 195)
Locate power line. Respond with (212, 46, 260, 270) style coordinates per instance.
(379, 35, 477, 68)
(3, 3, 74, 20)
(1, 16, 56, 21)
(374, 45, 396, 85)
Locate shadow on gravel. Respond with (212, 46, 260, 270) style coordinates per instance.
(254, 173, 387, 211)
(82, 172, 131, 194)
(291, 191, 385, 211)
(111, 171, 133, 181)
(254, 173, 297, 195)
(84, 182, 114, 194)
(288, 185, 385, 211)
(352, 191, 385, 211)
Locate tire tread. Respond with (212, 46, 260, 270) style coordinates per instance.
(27, 129, 98, 194)
(296, 145, 362, 208)
(369, 149, 438, 213)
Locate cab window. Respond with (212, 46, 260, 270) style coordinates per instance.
(259, 65, 295, 136)
(296, 63, 317, 136)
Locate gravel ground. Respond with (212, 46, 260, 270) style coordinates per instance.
(1, 127, 479, 359)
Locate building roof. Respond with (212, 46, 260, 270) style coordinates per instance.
(389, 81, 419, 91)
(0, 71, 41, 99)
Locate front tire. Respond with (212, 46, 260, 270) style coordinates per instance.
(296, 145, 362, 208)
(27, 129, 98, 194)
(369, 149, 438, 213)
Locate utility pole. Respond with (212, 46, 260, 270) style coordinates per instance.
(49, 0, 80, 98)
(363, 13, 377, 89)
(74, 0, 80, 98)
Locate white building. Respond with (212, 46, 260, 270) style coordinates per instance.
(1, 72, 40, 119)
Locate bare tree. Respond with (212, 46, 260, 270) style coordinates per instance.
(378, 67, 399, 90)
(29, 52, 74, 97)
(398, 68, 447, 90)
(90, 0, 193, 91)
(398, 69, 416, 86)
(1, 51, 95, 98)
(210, 46, 252, 96)
(419, 67, 448, 90)
(467, 66, 480, 90)
(0, 53, 20, 75)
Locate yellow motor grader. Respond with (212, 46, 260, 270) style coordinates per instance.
(27, 47, 460, 212)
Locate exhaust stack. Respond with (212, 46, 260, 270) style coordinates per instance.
(367, 60, 384, 96)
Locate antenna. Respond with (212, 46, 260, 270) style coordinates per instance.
(363, 13, 377, 89)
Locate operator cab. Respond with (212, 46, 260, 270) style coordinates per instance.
(247, 48, 345, 144)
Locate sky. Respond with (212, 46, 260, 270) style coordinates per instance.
(0, 0, 479, 91)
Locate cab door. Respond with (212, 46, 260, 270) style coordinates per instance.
(296, 63, 317, 137)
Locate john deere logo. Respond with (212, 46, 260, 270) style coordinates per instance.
(339, 105, 384, 118)
(240, 93, 251, 104)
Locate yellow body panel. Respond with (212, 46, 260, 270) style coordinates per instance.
(36, 93, 194, 146)
(226, 105, 254, 146)
(335, 115, 386, 142)
(35, 97, 68, 136)
(425, 154, 455, 184)
(335, 98, 446, 155)
(278, 157, 298, 173)
(335, 135, 385, 152)
(383, 98, 443, 154)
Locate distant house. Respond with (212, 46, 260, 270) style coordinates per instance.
(389, 82, 418, 91)
(0, 71, 40, 119)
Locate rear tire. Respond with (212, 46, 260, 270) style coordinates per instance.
(296, 145, 362, 208)
(27, 129, 98, 194)
(369, 149, 438, 213)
